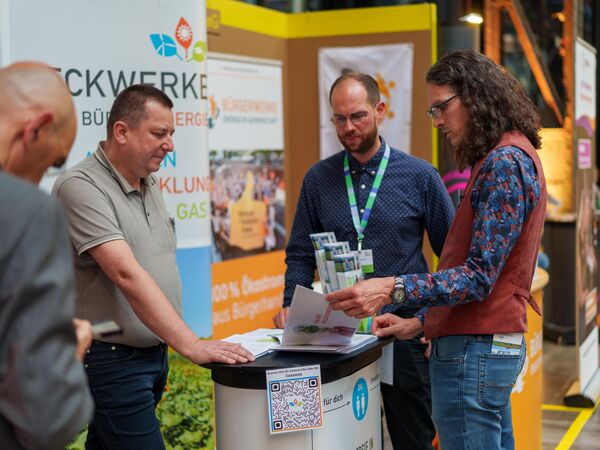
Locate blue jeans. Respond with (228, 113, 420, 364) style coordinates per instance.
(429, 334, 526, 450)
(84, 340, 169, 450)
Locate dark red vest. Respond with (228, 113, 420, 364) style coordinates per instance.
(424, 131, 547, 339)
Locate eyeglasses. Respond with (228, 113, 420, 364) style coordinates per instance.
(330, 110, 371, 128)
(426, 94, 459, 119)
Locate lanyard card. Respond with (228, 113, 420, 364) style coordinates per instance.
(359, 249, 374, 274)
(491, 333, 523, 355)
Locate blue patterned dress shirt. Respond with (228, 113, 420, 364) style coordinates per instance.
(284, 138, 455, 317)
(400, 146, 541, 323)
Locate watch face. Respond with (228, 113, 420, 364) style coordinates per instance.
(393, 288, 403, 303)
(392, 278, 404, 304)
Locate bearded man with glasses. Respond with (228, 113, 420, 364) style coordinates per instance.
(274, 72, 454, 450)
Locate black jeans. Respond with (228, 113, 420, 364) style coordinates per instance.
(84, 340, 169, 450)
(381, 337, 435, 450)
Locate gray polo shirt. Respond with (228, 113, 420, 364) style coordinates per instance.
(53, 144, 182, 347)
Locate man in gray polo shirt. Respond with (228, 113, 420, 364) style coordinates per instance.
(54, 84, 253, 449)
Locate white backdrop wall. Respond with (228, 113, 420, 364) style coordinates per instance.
(318, 43, 414, 159)
(0, 0, 214, 336)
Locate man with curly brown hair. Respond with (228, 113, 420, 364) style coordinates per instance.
(327, 49, 547, 450)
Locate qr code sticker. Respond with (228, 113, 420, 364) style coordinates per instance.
(268, 376, 322, 433)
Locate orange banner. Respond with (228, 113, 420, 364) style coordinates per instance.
(212, 250, 286, 339)
(511, 287, 544, 450)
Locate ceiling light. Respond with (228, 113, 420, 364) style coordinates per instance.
(459, 12, 484, 25)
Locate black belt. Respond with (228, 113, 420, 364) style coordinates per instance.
(91, 340, 167, 352)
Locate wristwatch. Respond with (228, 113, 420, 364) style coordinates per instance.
(390, 276, 405, 305)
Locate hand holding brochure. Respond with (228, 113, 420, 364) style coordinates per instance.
(276, 285, 377, 353)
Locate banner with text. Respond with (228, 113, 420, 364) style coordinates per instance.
(318, 43, 414, 159)
(0, 0, 213, 337)
(574, 38, 598, 391)
(207, 54, 285, 337)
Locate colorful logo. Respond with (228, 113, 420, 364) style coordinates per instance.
(286, 396, 304, 411)
(352, 377, 369, 421)
(208, 95, 220, 129)
(149, 17, 207, 62)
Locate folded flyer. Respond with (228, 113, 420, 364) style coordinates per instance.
(273, 285, 376, 353)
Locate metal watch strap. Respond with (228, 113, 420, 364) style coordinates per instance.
(390, 276, 405, 304)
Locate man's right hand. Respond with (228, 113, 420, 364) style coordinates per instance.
(73, 318, 92, 361)
(272, 307, 290, 328)
(189, 340, 255, 365)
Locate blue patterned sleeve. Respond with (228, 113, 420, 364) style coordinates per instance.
(402, 146, 540, 312)
(414, 306, 428, 324)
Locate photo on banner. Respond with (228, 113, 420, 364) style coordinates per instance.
(207, 54, 286, 338)
(318, 43, 414, 159)
(210, 149, 285, 261)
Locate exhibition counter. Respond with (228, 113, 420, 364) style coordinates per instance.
(206, 339, 390, 450)
(206, 269, 548, 450)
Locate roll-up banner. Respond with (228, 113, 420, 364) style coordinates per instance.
(573, 37, 598, 394)
(0, 0, 213, 337)
(207, 53, 286, 339)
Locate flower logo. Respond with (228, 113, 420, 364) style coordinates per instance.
(208, 95, 220, 129)
(149, 17, 207, 63)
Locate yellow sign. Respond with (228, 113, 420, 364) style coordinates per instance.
(538, 128, 573, 215)
(228, 171, 268, 251)
(511, 280, 545, 450)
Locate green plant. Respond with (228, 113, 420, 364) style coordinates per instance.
(157, 351, 215, 450)
(64, 351, 215, 450)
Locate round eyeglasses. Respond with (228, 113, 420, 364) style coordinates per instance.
(330, 110, 371, 128)
(426, 94, 459, 119)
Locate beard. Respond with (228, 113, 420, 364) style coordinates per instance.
(339, 124, 379, 155)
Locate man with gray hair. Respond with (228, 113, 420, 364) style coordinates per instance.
(0, 61, 94, 449)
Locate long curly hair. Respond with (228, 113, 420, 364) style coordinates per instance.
(426, 49, 542, 170)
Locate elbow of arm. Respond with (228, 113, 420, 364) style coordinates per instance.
(463, 260, 496, 303)
(102, 261, 141, 295)
(470, 272, 493, 302)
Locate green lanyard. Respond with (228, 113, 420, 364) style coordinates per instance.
(343, 144, 390, 252)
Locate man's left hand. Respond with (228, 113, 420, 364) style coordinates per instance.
(325, 276, 395, 318)
(372, 314, 423, 340)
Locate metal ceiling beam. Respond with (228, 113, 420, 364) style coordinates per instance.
(484, 0, 565, 126)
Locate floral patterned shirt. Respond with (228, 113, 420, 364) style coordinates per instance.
(406, 146, 541, 323)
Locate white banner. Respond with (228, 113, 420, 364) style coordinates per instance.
(1, 0, 209, 248)
(318, 43, 414, 159)
(574, 38, 598, 391)
(207, 54, 286, 262)
(575, 39, 597, 122)
(208, 54, 284, 150)
(1, 0, 213, 336)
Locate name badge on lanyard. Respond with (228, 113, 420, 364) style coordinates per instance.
(359, 249, 374, 274)
(344, 143, 390, 275)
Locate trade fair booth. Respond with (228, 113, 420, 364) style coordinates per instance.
(0, 0, 568, 448)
